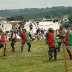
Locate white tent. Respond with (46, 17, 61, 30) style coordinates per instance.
(0, 22, 12, 32)
(24, 21, 37, 34)
(38, 22, 60, 30)
(3, 23, 12, 32)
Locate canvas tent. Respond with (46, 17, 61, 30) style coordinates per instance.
(38, 21, 60, 30)
(0, 22, 12, 32)
(24, 21, 37, 34)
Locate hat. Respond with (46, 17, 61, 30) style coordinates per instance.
(22, 28, 26, 32)
(48, 28, 54, 32)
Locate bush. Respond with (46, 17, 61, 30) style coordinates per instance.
(64, 24, 72, 28)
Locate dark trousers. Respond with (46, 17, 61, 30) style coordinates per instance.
(27, 42, 31, 52)
(21, 42, 31, 53)
(0, 44, 6, 56)
(3, 48, 6, 56)
(11, 42, 15, 52)
(3, 44, 6, 56)
(11, 39, 16, 52)
(58, 42, 62, 52)
(66, 47, 72, 59)
(48, 47, 57, 60)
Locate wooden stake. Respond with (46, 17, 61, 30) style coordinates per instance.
(62, 43, 68, 72)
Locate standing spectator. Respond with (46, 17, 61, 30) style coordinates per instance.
(40, 28, 45, 40)
(36, 28, 40, 40)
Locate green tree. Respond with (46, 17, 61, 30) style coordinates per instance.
(45, 14, 51, 19)
(68, 11, 72, 22)
(7, 15, 24, 21)
(6, 17, 15, 21)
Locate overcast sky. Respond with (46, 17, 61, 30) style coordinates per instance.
(0, 0, 72, 10)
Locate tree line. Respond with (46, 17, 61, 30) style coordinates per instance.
(0, 6, 72, 21)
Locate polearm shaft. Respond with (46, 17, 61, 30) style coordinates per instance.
(62, 43, 68, 72)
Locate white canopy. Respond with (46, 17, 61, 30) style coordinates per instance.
(38, 22, 60, 30)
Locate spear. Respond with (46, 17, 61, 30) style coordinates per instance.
(62, 43, 68, 72)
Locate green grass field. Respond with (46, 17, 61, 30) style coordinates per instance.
(0, 40, 72, 72)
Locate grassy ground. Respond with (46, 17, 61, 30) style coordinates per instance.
(0, 40, 72, 72)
